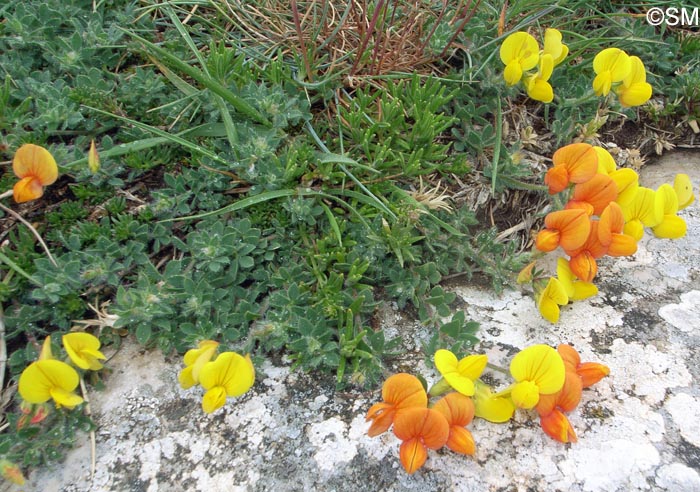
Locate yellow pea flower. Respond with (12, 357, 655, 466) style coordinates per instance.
(537, 277, 569, 323)
(556, 257, 598, 301)
(508, 344, 566, 410)
(652, 184, 687, 239)
(500, 32, 540, 86)
(473, 381, 515, 423)
(610, 168, 640, 207)
(525, 53, 554, 103)
(674, 173, 695, 210)
(178, 340, 219, 389)
(12, 144, 59, 203)
(543, 28, 568, 66)
(433, 349, 487, 397)
(594, 146, 617, 175)
(63, 332, 107, 370)
(592, 48, 631, 96)
(199, 352, 255, 413)
(621, 187, 664, 240)
(18, 359, 84, 409)
(615, 56, 652, 107)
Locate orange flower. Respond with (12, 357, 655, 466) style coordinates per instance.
(539, 408, 578, 443)
(392, 407, 449, 474)
(557, 344, 610, 388)
(598, 202, 637, 257)
(366, 373, 427, 437)
(535, 209, 591, 253)
(566, 173, 618, 216)
(565, 220, 607, 282)
(545, 143, 599, 194)
(12, 144, 59, 203)
(432, 392, 476, 455)
(536, 371, 583, 443)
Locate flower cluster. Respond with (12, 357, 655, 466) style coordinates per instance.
(366, 344, 608, 473)
(18, 333, 106, 412)
(178, 340, 255, 414)
(592, 48, 652, 107)
(527, 142, 695, 323)
(500, 29, 568, 103)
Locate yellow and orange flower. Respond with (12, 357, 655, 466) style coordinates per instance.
(392, 407, 449, 474)
(545, 143, 599, 194)
(432, 392, 476, 455)
(557, 344, 610, 388)
(12, 144, 58, 203)
(366, 373, 427, 437)
(535, 209, 591, 253)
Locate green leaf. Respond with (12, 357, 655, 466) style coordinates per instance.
(135, 324, 152, 345)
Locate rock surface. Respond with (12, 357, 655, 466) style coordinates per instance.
(25, 151, 700, 492)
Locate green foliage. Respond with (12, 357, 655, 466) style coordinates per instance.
(2, 0, 697, 481)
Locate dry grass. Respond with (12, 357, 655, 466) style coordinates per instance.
(218, 0, 480, 83)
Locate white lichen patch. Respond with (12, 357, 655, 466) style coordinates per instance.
(658, 290, 700, 333)
(665, 393, 700, 447)
(307, 417, 358, 472)
(655, 462, 700, 491)
(606, 339, 692, 405)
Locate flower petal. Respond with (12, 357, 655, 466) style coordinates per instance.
(652, 215, 687, 239)
(398, 438, 428, 475)
(540, 409, 578, 443)
(577, 362, 610, 388)
(13, 144, 59, 185)
(445, 426, 476, 455)
(510, 344, 566, 395)
(13, 177, 44, 203)
(202, 386, 227, 413)
(393, 407, 449, 449)
(674, 173, 695, 210)
(594, 146, 617, 174)
(199, 352, 255, 397)
(552, 143, 599, 185)
(432, 392, 475, 427)
(473, 382, 515, 423)
(19, 360, 80, 405)
(381, 372, 428, 410)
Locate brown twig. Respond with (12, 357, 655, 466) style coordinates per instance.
(0, 202, 58, 267)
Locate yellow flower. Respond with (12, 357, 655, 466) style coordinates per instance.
(610, 168, 640, 207)
(592, 48, 631, 96)
(509, 344, 566, 409)
(199, 352, 255, 413)
(63, 332, 107, 370)
(674, 173, 695, 210)
(473, 381, 515, 423)
(500, 32, 540, 86)
(652, 184, 687, 239)
(537, 277, 569, 323)
(556, 257, 598, 301)
(179, 340, 219, 389)
(12, 144, 59, 203)
(622, 187, 664, 240)
(525, 53, 554, 103)
(543, 28, 568, 66)
(615, 56, 652, 107)
(0, 459, 25, 485)
(18, 359, 84, 409)
(593, 146, 617, 175)
(433, 349, 487, 396)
